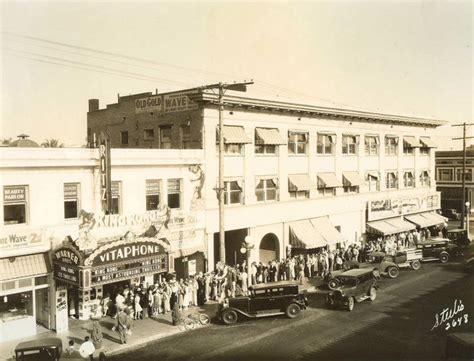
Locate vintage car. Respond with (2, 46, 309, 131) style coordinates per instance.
(447, 229, 472, 248)
(417, 238, 463, 263)
(326, 268, 378, 312)
(217, 281, 308, 325)
(441, 208, 461, 221)
(14, 337, 62, 361)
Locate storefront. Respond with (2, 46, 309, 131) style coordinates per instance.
(366, 192, 442, 238)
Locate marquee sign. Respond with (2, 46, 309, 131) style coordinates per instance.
(53, 247, 82, 286)
(368, 193, 441, 221)
(99, 132, 111, 213)
(135, 90, 198, 114)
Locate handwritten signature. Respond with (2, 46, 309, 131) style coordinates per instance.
(431, 299, 469, 331)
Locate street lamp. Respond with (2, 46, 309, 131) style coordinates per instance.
(240, 236, 254, 287)
(465, 202, 470, 236)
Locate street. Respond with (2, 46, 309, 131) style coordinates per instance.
(109, 260, 473, 361)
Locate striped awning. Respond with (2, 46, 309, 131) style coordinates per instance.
(288, 174, 313, 192)
(405, 213, 434, 228)
(255, 128, 286, 145)
(421, 212, 448, 224)
(318, 173, 343, 188)
(0, 253, 49, 282)
(420, 137, 437, 148)
(403, 136, 422, 148)
(343, 172, 365, 187)
(222, 126, 252, 144)
(289, 220, 326, 249)
(310, 217, 345, 245)
(385, 217, 416, 233)
(367, 220, 400, 235)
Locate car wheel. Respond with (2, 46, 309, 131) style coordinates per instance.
(222, 309, 238, 325)
(440, 252, 449, 263)
(328, 278, 340, 290)
(199, 313, 211, 325)
(347, 297, 355, 312)
(184, 317, 195, 330)
(411, 260, 421, 270)
(369, 287, 377, 301)
(387, 266, 399, 279)
(286, 303, 301, 319)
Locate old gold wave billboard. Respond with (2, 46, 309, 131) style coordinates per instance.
(134, 90, 198, 114)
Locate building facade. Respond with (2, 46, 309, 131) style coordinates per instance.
(88, 89, 445, 269)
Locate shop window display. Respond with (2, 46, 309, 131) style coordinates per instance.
(0, 291, 33, 321)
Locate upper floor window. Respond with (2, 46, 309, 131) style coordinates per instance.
(342, 172, 363, 193)
(255, 128, 284, 155)
(144, 129, 155, 141)
(419, 170, 431, 187)
(120, 131, 129, 145)
(223, 180, 243, 205)
(386, 172, 398, 189)
(146, 179, 161, 211)
(365, 172, 380, 191)
(403, 136, 421, 155)
(385, 136, 398, 156)
(420, 137, 436, 155)
(403, 171, 415, 188)
(160, 126, 172, 149)
(167, 179, 182, 209)
(255, 178, 278, 202)
(317, 133, 336, 155)
(111, 181, 121, 215)
(288, 174, 311, 199)
(437, 168, 454, 182)
(365, 136, 379, 156)
(317, 173, 341, 197)
(288, 131, 308, 155)
(180, 124, 193, 149)
(3, 185, 28, 225)
(342, 135, 358, 155)
(64, 183, 80, 219)
(456, 168, 473, 182)
(218, 126, 251, 155)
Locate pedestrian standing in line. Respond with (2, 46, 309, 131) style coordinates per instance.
(297, 261, 305, 285)
(79, 336, 96, 360)
(116, 307, 132, 344)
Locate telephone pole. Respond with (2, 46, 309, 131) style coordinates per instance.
(197, 81, 253, 264)
(452, 123, 474, 229)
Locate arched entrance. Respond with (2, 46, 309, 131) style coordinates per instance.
(259, 233, 280, 264)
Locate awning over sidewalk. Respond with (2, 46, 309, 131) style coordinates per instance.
(317, 173, 343, 188)
(222, 126, 252, 144)
(422, 212, 448, 224)
(342, 172, 365, 187)
(289, 220, 326, 248)
(367, 217, 415, 235)
(0, 253, 49, 282)
(405, 212, 447, 228)
(255, 128, 286, 145)
(385, 218, 416, 233)
(288, 174, 313, 191)
(310, 217, 345, 245)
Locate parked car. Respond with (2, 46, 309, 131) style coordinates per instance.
(326, 268, 378, 312)
(14, 337, 62, 361)
(417, 238, 463, 263)
(441, 208, 461, 221)
(217, 281, 308, 325)
(447, 229, 472, 248)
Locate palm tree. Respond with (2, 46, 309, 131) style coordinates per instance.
(41, 138, 64, 148)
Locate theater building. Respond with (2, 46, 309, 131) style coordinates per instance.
(0, 147, 205, 336)
(88, 89, 446, 269)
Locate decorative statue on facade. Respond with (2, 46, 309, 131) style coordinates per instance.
(188, 164, 205, 210)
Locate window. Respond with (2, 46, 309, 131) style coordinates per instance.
(385, 136, 398, 156)
(255, 128, 283, 155)
(218, 126, 250, 155)
(317, 178, 336, 197)
(0, 291, 33, 317)
(255, 178, 277, 202)
(111, 181, 121, 215)
(224, 144, 243, 155)
(420, 146, 430, 155)
(146, 180, 161, 211)
(317, 133, 335, 155)
(419, 171, 431, 187)
(365, 136, 379, 156)
(3, 186, 28, 225)
(365, 172, 380, 191)
(342, 135, 358, 155)
(180, 125, 192, 149)
(288, 131, 308, 155)
(223, 180, 243, 205)
(144, 129, 154, 141)
(403, 171, 415, 188)
(167, 179, 181, 209)
(386, 172, 398, 189)
(160, 126, 172, 149)
(456, 168, 473, 182)
(289, 190, 309, 199)
(403, 140, 414, 155)
(64, 183, 79, 219)
(288, 175, 311, 199)
(437, 168, 454, 182)
(120, 131, 129, 145)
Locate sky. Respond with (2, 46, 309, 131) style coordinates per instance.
(0, 1, 472, 148)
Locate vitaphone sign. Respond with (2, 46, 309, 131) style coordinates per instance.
(91, 240, 166, 267)
(135, 91, 198, 114)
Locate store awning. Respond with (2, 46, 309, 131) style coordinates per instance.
(421, 212, 448, 224)
(311, 217, 345, 245)
(385, 218, 417, 233)
(405, 213, 434, 228)
(0, 253, 48, 282)
(367, 220, 400, 235)
(222, 126, 252, 144)
(419, 137, 437, 148)
(255, 128, 286, 145)
(403, 136, 422, 148)
(343, 172, 365, 186)
(288, 174, 313, 191)
(317, 173, 343, 188)
(367, 172, 379, 179)
(289, 220, 326, 249)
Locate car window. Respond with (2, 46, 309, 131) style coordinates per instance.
(254, 289, 266, 297)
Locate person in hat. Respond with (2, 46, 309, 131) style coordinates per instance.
(116, 307, 132, 344)
(79, 336, 95, 360)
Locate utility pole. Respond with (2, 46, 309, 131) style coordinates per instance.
(452, 123, 474, 229)
(197, 81, 253, 264)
